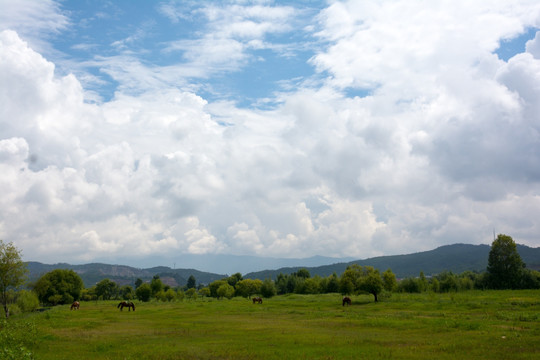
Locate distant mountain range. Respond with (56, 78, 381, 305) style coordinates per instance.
(26, 243, 540, 288)
(244, 243, 540, 280)
(25, 262, 226, 288)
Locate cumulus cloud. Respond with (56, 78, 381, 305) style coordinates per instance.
(1, 0, 540, 267)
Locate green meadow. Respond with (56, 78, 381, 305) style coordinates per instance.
(8, 290, 540, 359)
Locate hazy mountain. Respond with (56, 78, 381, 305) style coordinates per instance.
(50, 254, 356, 276)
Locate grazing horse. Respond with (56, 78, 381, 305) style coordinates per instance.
(342, 297, 352, 306)
(118, 301, 135, 311)
(252, 297, 263, 304)
(70, 301, 80, 310)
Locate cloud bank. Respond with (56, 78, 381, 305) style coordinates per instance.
(1, 0, 539, 266)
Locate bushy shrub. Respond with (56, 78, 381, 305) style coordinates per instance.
(16, 290, 39, 313)
(165, 289, 176, 301)
(185, 288, 198, 300)
(177, 289, 186, 300)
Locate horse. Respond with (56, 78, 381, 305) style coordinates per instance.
(342, 297, 352, 306)
(252, 297, 263, 304)
(70, 301, 80, 310)
(118, 301, 135, 311)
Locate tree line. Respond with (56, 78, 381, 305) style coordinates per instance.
(2, 234, 540, 318)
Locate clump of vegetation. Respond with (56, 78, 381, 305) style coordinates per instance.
(0, 319, 37, 360)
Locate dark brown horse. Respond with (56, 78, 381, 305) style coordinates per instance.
(342, 297, 352, 306)
(252, 297, 263, 304)
(118, 301, 135, 311)
(70, 301, 80, 310)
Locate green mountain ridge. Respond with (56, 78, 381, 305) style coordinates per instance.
(25, 262, 227, 288)
(244, 243, 540, 280)
(25, 243, 540, 287)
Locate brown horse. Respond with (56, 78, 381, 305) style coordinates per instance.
(118, 301, 135, 311)
(342, 297, 352, 306)
(70, 301, 80, 310)
(252, 297, 263, 304)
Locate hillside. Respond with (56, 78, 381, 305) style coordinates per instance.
(244, 243, 540, 280)
(26, 262, 226, 288)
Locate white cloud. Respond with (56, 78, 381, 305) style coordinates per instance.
(0, 0, 69, 52)
(1, 1, 540, 268)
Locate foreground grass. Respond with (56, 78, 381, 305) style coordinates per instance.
(13, 290, 540, 359)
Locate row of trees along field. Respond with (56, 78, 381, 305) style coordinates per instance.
(2, 234, 540, 318)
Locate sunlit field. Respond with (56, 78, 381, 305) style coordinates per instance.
(11, 290, 540, 359)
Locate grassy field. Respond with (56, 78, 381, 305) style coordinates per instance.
(8, 290, 540, 359)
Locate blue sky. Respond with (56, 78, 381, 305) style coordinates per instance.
(51, 0, 324, 106)
(1, 0, 540, 270)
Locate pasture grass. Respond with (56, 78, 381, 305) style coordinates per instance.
(10, 290, 540, 359)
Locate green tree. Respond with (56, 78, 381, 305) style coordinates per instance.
(186, 275, 196, 289)
(418, 271, 428, 292)
(397, 277, 421, 293)
(326, 273, 340, 293)
(155, 290, 167, 302)
(260, 278, 277, 298)
(0, 240, 28, 318)
(487, 234, 525, 289)
(95, 278, 118, 300)
(217, 283, 235, 299)
(437, 271, 459, 292)
(275, 273, 289, 294)
(33, 269, 83, 306)
(209, 280, 228, 298)
(303, 277, 322, 294)
(227, 273, 243, 287)
(357, 266, 384, 302)
(185, 288, 198, 300)
(295, 268, 311, 279)
(235, 279, 262, 298)
(165, 288, 177, 301)
(340, 265, 384, 302)
(134, 278, 143, 289)
(198, 287, 210, 298)
(135, 283, 152, 302)
(177, 289, 186, 300)
(150, 275, 164, 296)
(81, 287, 97, 301)
(382, 269, 397, 292)
(119, 285, 134, 300)
(339, 277, 355, 295)
(430, 278, 440, 292)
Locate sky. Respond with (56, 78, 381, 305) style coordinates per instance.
(1, 0, 540, 268)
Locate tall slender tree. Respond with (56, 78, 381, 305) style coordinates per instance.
(487, 234, 525, 289)
(0, 240, 28, 318)
(186, 275, 196, 289)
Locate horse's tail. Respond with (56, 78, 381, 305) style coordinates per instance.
(131, 302, 135, 311)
